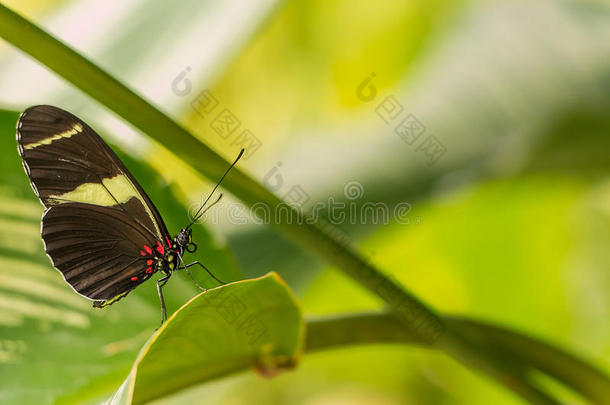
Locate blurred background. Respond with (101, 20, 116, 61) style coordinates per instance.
(0, 0, 609, 404)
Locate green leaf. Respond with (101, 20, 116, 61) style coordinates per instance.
(108, 272, 304, 405)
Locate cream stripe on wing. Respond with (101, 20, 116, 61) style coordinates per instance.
(47, 174, 162, 238)
(23, 123, 83, 150)
(48, 175, 135, 206)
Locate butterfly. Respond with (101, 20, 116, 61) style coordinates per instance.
(16, 105, 242, 325)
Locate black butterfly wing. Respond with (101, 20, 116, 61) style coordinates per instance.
(16, 105, 170, 239)
(42, 203, 159, 301)
(16, 105, 172, 305)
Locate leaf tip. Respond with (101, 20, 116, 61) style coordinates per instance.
(253, 354, 299, 378)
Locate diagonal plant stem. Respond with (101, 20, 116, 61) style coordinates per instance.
(0, 4, 591, 404)
(0, 2, 441, 344)
(307, 312, 610, 405)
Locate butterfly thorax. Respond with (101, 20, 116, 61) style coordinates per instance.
(161, 228, 196, 274)
(139, 228, 195, 279)
(156, 249, 180, 274)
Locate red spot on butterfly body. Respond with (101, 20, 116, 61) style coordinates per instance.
(143, 245, 152, 255)
(165, 236, 172, 247)
(146, 259, 153, 265)
(156, 242, 164, 255)
(131, 276, 138, 281)
(140, 250, 146, 256)
(146, 267, 153, 274)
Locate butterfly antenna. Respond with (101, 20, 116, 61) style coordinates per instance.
(187, 148, 244, 229)
(191, 193, 223, 224)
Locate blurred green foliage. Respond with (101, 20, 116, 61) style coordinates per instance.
(1, 0, 610, 404)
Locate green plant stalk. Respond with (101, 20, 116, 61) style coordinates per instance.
(307, 316, 553, 404)
(307, 313, 610, 405)
(449, 319, 610, 405)
(0, 4, 580, 404)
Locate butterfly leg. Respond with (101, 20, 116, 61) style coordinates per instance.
(184, 266, 207, 292)
(184, 261, 226, 286)
(175, 253, 207, 291)
(156, 273, 171, 328)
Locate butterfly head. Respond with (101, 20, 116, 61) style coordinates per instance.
(176, 228, 197, 253)
(178, 149, 244, 255)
